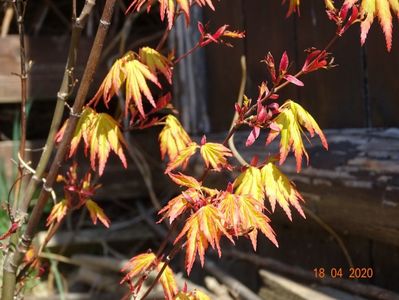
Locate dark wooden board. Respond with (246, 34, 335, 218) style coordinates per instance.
(365, 19, 399, 127)
(203, 0, 245, 132)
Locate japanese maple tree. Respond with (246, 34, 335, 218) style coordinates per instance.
(0, 0, 393, 299)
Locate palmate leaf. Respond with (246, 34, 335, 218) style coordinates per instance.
(168, 172, 202, 190)
(46, 200, 68, 226)
(176, 290, 212, 300)
(56, 107, 127, 176)
(261, 162, 305, 221)
(200, 142, 232, 171)
(90, 50, 170, 118)
(287, 0, 398, 51)
(233, 166, 263, 204)
(158, 192, 191, 224)
(175, 205, 234, 275)
(124, 58, 161, 117)
(232, 162, 306, 221)
(127, 0, 215, 29)
(218, 192, 278, 249)
(85, 199, 111, 228)
(282, 0, 301, 17)
(159, 261, 179, 300)
(159, 115, 192, 161)
(266, 100, 328, 172)
(121, 252, 178, 300)
(90, 58, 125, 106)
(344, 0, 399, 51)
(165, 142, 199, 173)
(139, 47, 173, 84)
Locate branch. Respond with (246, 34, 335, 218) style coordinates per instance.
(12, 0, 28, 216)
(21, 0, 96, 214)
(1, 1, 117, 299)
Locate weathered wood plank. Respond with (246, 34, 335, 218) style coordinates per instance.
(0, 35, 103, 103)
(205, 128, 399, 247)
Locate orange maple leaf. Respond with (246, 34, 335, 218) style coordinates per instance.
(266, 100, 328, 172)
(176, 290, 212, 300)
(46, 200, 68, 226)
(168, 172, 202, 190)
(261, 162, 305, 220)
(282, 0, 300, 17)
(233, 166, 263, 204)
(218, 191, 278, 250)
(139, 47, 173, 84)
(353, 0, 397, 51)
(90, 50, 167, 117)
(121, 252, 178, 299)
(159, 115, 193, 161)
(127, 0, 215, 29)
(175, 205, 233, 274)
(85, 199, 111, 228)
(56, 107, 127, 176)
(165, 142, 199, 173)
(158, 189, 199, 224)
(200, 138, 232, 171)
(90, 58, 125, 107)
(124, 56, 161, 117)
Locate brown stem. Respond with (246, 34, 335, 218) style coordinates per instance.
(174, 43, 200, 64)
(1, 1, 116, 299)
(21, 0, 96, 213)
(139, 240, 183, 300)
(244, 33, 340, 118)
(12, 0, 28, 216)
(156, 28, 170, 51)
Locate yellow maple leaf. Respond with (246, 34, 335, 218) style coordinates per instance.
(139, 47, 173, 83)
(56, 107, 127, 176)
(159, 115, 193, 161)
(218, 191, 278, 250)
(124, 56, 161, 117)
(121, 252, 156, 281)
(200, 142, 232, 171)
(159, 261, 179, 300)
(282, 0, 301, 16)
(233, 166, 264, 204)
(90, 58, 125, 107)
(360, 0, 397, 51)
(175, 205, 233, 274)
(127, 0, 214, 29)
(266, 100, 327, 172)
(166, 142, 199, 173)
(85, 199, 111, 228)
(290, 0, 397, 51)
(121, 252, 178, 299)
(176, 290, 212, 300)
(241, 197, 278, 250)
(90, 51, 164, 117)
(158, 191, 195, 224)
(261, 162, 305, 220)
(46, 200, 68, 226)
(168, 172, 202, 190)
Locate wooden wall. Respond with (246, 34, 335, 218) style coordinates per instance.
(204, 1, 399, 131)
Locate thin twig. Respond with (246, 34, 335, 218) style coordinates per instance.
(1, 1, 117, 299)
(228, 55, 249, 167)
(12, 0, 28, 216)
